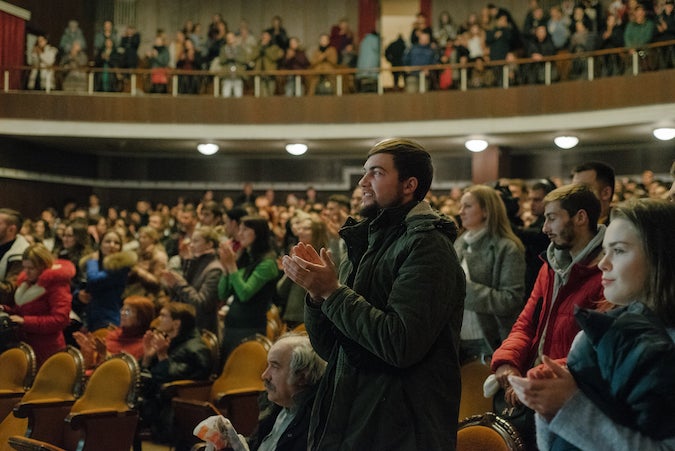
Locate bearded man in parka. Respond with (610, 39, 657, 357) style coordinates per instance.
(283, 138, 466, 450)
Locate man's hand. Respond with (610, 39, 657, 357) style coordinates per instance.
(281, 243, 339, 302)
(508, 356, 579, 421)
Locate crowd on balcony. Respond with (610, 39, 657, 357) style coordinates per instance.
(20, 0, 675, 95)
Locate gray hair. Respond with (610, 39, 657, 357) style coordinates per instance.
(277, 333, 326, 387)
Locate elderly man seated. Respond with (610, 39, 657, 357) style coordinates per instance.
(194, 333, 326, 451)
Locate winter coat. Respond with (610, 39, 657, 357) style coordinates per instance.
(170, 253, 222, 334)
(10, 260, 75, 366)
(491, 240, 604, 375)
(454, 232, 525, 351)
(305, 201, 465, 450)
(145, 327, 211, 385)
(561, 303, 675, 443)
(84, 251, 137, 332)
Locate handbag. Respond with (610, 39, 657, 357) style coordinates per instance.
(493, 387, 536, 448)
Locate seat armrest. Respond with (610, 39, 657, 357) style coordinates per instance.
(7, 435, 66, 451)
(213, 388, 264, 406)
(66, 409, 137, 429)
(0, 392, 25, 420)
(161, 380, 213, 400)
(64, 409, 139, 451)
(14, 400, 75, 442)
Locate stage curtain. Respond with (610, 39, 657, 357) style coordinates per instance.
(420, 0, 431, 23)
(0, 10, 26, 89)
(358, 0, 380, 43)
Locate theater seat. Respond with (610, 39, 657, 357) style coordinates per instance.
(457, 412, 524, 451)
(0, 347, 84, 451)
(171, 334, 271, 450)
(8, 351, 141, 451)
(0, 343, 36, 421)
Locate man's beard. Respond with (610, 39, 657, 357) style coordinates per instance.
(551, 221, 575, 250)
(360, 203, 379, 219)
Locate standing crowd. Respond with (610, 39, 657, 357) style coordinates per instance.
(0, 147, 674, 449)
(25, 0, 675, 94)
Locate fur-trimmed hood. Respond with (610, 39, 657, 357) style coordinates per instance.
(103, 250, 138, 271)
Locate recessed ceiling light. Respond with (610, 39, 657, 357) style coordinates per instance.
(465, 139, 488, 152)
(653, 127, 675, 141)
(197, 143, 219, 155)
(554, 136, 579, 149)
(285, 143, 308, 155)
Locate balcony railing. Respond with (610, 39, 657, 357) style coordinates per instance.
(3, 40, 674, 96)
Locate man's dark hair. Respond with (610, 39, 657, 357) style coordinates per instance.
(327, 194, 351, 211)
(368, 138, 433, 201)
(572, 161, 616, 197)
(201, 200, 222, 217)
(544, 184, 600, 231)
(225, 207, 248, 223)
(165, 302, 196, 336)
(531, 179, 556, 194)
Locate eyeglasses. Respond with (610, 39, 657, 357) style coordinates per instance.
(120, 307, 135, 316)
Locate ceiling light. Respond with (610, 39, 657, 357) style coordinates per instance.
(197, 143, 219, 155)
(285, 143, 308, 155)
(653, 127, 675, 141)
(554, 136, 579, 149)
(465, 139, 488, 152)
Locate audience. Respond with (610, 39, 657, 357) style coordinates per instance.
(510, 198, 675, 450)
(14, 3, 675, 97)
(0, 157, 672, 448)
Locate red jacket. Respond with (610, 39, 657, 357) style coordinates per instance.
(10, 260, 75, 367)
(491, 247, 604, 375)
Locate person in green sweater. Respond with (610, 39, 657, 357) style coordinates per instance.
(218, 216, 279, 359)
(624, 3, 655, 49)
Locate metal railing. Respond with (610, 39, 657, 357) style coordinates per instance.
(3, 40, 674, 96)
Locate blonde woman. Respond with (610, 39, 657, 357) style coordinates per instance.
(455, 184, 526, 362)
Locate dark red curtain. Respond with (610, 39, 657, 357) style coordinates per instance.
(0, 10, 26, 89)
(420, 0, 431, 25)
(358, 0, 380, 44)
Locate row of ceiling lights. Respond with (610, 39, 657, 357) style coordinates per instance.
(466, 127, 675, 152)
(196, 127, 675, 156)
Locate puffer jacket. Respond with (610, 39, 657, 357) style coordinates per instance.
(562, 303, 675, 442)
(305, 201, 465, 450)
(10, 260, 75, 366)
(491, 240, 604, 375)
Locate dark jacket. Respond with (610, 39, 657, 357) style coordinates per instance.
(146, 327, 211, 385)
(85, 251, 136, 331)
(248, 384, 318, 451)
(563, 303, 675, 443)
(305, 201, 465, 450)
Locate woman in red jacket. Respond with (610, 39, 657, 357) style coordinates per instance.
(4, 243, 75, 367)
